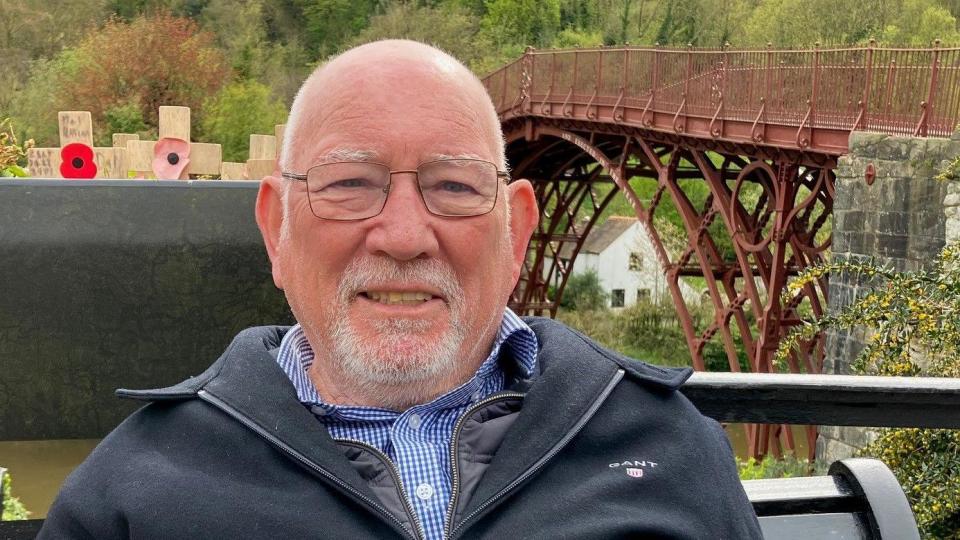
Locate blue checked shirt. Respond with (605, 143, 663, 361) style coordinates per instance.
(275, 308, 538, 540)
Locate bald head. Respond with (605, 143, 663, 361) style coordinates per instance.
(279, 40, 505, 175)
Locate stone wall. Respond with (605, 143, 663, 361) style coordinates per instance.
(818, 131, 960, 462)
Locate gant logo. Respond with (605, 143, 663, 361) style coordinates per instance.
(609, 459, 658, 478)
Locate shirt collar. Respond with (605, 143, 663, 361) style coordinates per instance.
(275, 308, 538, 416)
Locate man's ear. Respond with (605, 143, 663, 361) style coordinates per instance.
(255, 175, 285, 290)
(506, 179, 539, 284)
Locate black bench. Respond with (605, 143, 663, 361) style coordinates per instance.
(744, 458, 919, 539)
(681, 371, 960, 539)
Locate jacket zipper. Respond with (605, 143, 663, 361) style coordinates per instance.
(448, 369, 625, 539)
(333, 437, 427, 540)
(443, 391, 526, 539)
(196, 390, 416, 540)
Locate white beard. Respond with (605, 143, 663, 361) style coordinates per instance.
(324, 255, 467, 409)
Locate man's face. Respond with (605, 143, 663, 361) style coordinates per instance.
(258, 48, 537, 408)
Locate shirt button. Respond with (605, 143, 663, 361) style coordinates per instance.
(409, 413, 422, 429)
(310, 405, 327, 416)
(415, 483, 434, 500)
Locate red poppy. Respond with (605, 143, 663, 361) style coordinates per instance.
(152, 138, 191, 179)
(60, 143, 98, 179)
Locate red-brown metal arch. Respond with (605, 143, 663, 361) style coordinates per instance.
(505, 117, 832, 459)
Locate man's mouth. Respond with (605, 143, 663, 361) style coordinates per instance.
(361, 291, 438, 306)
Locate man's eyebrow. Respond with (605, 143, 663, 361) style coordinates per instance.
(316, 149, 379, 164)
(426, 152, 486, 162)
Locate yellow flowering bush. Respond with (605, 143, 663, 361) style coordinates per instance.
(778, 243, 960, 538)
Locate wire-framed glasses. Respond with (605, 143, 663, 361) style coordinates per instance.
(281, 158, 510, 221)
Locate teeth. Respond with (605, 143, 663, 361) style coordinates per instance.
(367, 291, 433, 305)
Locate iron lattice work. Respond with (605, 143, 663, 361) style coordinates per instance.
(506, 125, 832, 458)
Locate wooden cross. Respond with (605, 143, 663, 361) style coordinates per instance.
(125, 106, 222, 179)
(220, 124, 284, 180)
(26, 111, 127, 178)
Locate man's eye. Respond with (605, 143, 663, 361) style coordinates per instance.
(327, 178, 369, 189)
(435, 181, 477, 194)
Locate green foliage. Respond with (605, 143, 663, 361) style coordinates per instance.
(736, 454, 826, 480)
(481, 0, 561, 49)
(101, 102, 150, 145)
(0, 118, 32, 178)
(559, 270, 608, 310)
(937, 155, 960, 182)
(200, 81, 287, 163)
(552, 27, 605, 48)
(741, 0, 960, 47)
(879, 0, 960, 46)
(298, 0, 380, 57)
(861, 428, 960, 538)
(778, 236, 960, 537)
(350, 2, 489, 69)
(2, 471, 30, 521)
(556, 295, 732, 368)
(7, 50, 83, 147)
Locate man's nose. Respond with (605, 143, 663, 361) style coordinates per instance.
(363, 173, 440, 261)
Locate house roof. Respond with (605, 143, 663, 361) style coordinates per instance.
(558, 216, 638, 259)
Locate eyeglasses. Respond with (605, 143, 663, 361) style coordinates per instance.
(280, 159, 510, 221)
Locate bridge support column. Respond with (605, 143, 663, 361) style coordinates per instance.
(820, 130, 960, 462)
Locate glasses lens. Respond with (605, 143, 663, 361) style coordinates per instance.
(306, 162, 389, 220)
(418, 159, 499, 217)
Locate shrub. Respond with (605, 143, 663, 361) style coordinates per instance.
(0, 118, 32, 178)
(557, 295, 746, 368)
(2, 471, 30, 521)
(102, 102, 149, 141)
(559, 270, 608, 311)
(778, 241, 960, 538)
(737, 454, 827, 480)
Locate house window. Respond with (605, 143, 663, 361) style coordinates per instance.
(628, 252, 642, 271)
(637, 289, 650, 303)
(611, 289, 625, 308)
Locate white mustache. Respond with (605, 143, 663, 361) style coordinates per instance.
(337, 256, 464, 307)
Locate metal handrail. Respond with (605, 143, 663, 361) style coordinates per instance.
(681, 372, 960, 428)
(483, 43, 960, 141)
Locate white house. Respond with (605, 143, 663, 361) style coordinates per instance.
(559, 216, 700, 309)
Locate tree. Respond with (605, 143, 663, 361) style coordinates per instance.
(349, 2, 489, 69)
(559, 269, 609, 311)
(58, 13, 229, 140)
(296, 0, 381, 57)
(742, 0, 864, 46)
(7, 51, 83, 146)
(200, 81, 287, 162)
(481, 0, 562, 50)
(880, 0, 960, 46)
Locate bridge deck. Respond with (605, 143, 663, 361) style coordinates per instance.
(484, 45, 960, 156)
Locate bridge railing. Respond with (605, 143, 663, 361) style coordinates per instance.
(484, 43, 960, 141)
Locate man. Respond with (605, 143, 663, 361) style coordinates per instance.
(41, 40, 761, 539)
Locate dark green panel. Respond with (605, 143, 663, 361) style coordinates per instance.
(0, 180, 293, 440)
